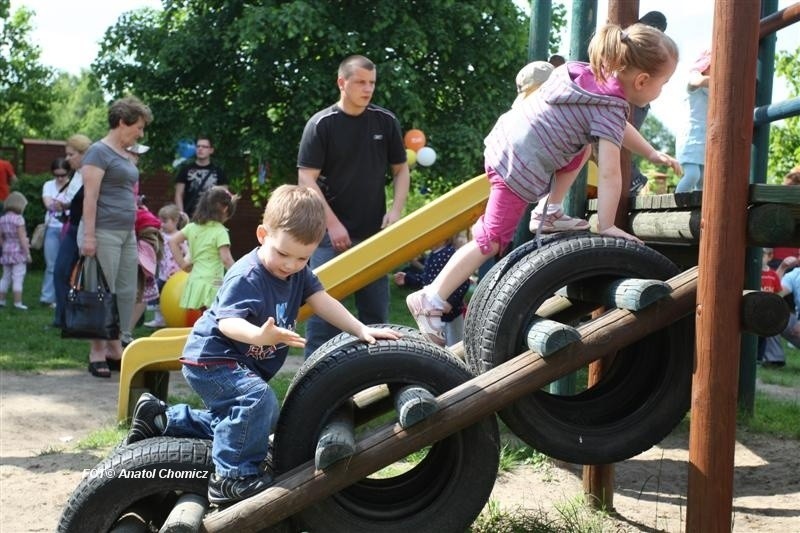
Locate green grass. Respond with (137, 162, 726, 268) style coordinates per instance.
(758, 341, 800, 388)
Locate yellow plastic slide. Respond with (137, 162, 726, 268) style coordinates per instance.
(300, 173, 490, 318)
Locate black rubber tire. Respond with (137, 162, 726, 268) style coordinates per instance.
(465, 235, 693, 464)
(57, 437, 213, 533)
(463, 233, 580, 374)
(273, 337, 500, 533)
(290, 324, 424, 399)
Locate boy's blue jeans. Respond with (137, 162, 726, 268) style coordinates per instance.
(164, 363, 279, 478)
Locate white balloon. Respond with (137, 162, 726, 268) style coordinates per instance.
(417, 146, 437, 167)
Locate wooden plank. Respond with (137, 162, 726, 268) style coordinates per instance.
(203, 267, 698, 533)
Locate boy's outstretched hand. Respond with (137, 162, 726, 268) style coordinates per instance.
(355, 326, 403, 345)
(649, 151, 683, 175)
(259, 317, 306, 348)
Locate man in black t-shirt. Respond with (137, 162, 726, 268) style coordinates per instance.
(174, 136, 228, 216)
(297, 54, 410, 358)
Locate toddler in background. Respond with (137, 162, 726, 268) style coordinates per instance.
(394, 234, 470, 346)
(169, 187, 236, 320)
(145, 204, 189, 328)
(0, 192, 32, 309)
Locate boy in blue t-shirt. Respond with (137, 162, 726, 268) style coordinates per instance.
(123, 185, 401, 505)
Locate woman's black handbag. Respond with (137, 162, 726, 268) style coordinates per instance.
(61, 256, 120, 340)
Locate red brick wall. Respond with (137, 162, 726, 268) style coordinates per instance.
(138, 170, 263, 260)
(23, 139, 67, 173)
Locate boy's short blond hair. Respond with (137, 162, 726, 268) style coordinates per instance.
(263, 185, 326, 244)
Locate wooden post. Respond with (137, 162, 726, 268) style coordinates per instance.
(204, 269, 699, 532)
(582, 0, 639, 512)
(687, 1, 760, 531)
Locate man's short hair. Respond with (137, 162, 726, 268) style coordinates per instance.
(338, 55, 375, 79)
(263, 185, 327, 244)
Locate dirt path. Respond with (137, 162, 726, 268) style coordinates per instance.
(1, 367, 798, 532)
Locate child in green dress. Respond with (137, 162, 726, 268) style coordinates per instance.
(168, 187, 236, 319)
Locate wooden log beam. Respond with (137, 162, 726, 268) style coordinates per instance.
(747, 204, 796, 246)
(741, 290, 790, 336)
(588, 204, 797, 246)
(565, 278, 672, 311)
(394, 386, 439, 428)
(314, 401, 355, 471)
(158, 493, 208, 533)
(688, 0, 760, 529)
(203, 267, 698, 533)
(759, 2, 800, 39)
(526, 318, 580, 356)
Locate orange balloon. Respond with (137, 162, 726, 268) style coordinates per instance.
(404, 129, 426, 151)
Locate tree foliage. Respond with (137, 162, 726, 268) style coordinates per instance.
(44, 71, 108, 143)
(93, 0, 565, 198)
(0, 0, 54, 148)
(767, 47, 800, 182)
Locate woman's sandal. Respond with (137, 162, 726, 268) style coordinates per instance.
(88, 361, 111, 378)
(106, 357, 122, 371)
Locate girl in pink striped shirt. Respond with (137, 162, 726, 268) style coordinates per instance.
(408, 23, 683, 346)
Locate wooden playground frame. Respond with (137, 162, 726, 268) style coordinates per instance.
(117, 2, 800, 531)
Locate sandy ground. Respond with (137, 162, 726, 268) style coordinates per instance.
(1, 366, 798, 533)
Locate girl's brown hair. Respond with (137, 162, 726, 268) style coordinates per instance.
(588, 23, 679, 84)
(192, 186, 237, 225)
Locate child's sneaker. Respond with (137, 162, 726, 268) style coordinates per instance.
(144, 318, 166, 328)
(13, 303, 28, 310)
(208, 472, 274, 505)
(406, 290, 446, 347)
(529, 208, 589, 233)
(124, 393, 167, 445)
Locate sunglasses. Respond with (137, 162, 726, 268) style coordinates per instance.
(54, 173, 69, 178)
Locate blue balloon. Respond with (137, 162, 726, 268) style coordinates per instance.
(177, 139, 196, 159)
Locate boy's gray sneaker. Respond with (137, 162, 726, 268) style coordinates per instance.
(208, 472, 274, 505)
(124, 393, 167, 445)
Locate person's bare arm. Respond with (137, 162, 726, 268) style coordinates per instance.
(81, 165, 103, 257)
(169, 232, 191, 271)
(687, 70, 710, 90)
(307, 291, 402, 343)
(219, 316, 306, 348)
(218, 244, 235, 270)
(383, 162, 410, 228)
(298, 166, 350, 251)
(174, 183, 185, 213)
(16, 224, 30, 262)
(622, 123, 682, 175)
